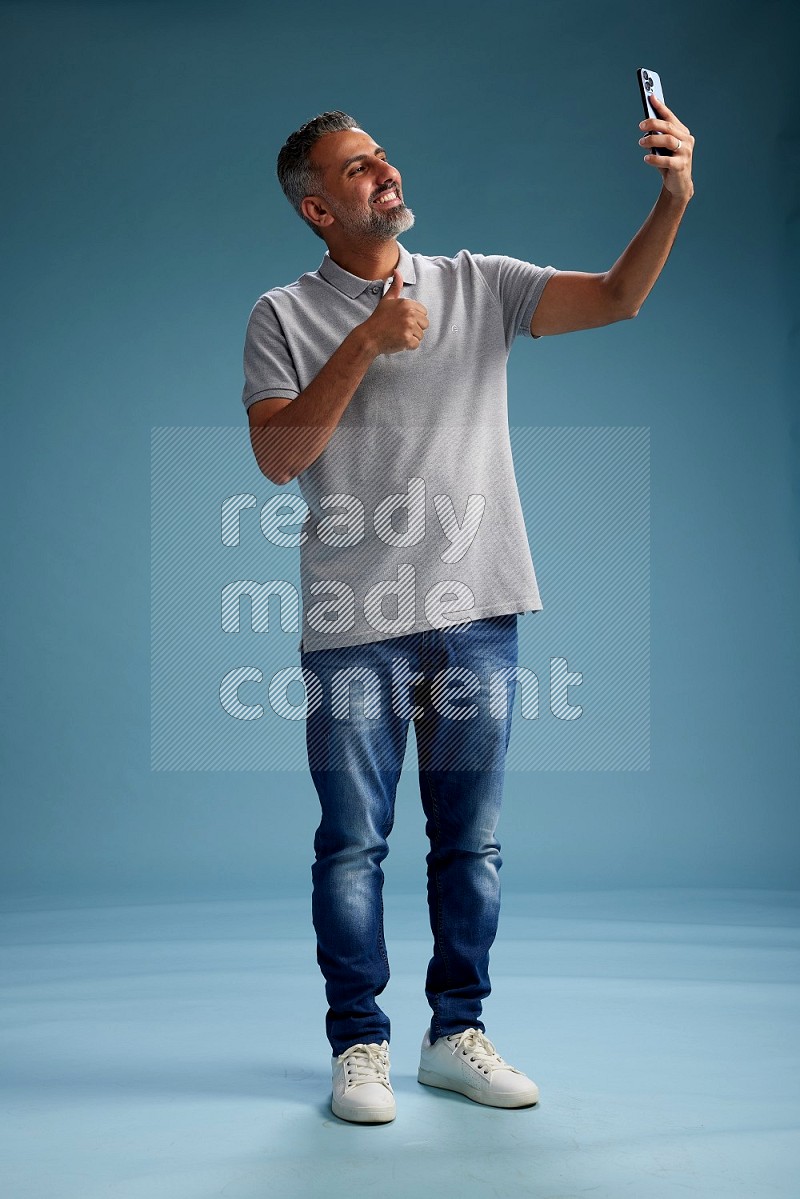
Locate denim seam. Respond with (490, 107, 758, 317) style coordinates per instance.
(421, 630, 449, 1036)
(423, 767, 453, 1006)
(377, 877, 390, 979)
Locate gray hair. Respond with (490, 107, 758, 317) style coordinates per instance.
(276, 111, 360, 240)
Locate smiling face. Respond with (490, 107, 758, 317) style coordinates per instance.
(302, 128, 415, 243)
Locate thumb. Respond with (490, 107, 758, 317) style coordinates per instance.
(382, 269, 403, 299)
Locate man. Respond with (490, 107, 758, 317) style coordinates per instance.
(242, 105, 694, 1124)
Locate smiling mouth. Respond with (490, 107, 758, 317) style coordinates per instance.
(372, 189, 402, 207)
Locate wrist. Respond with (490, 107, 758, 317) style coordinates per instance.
(350, 321, 380, 362)
(660, 184, 694, 209)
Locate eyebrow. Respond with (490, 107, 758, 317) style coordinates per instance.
(340, 147, 387, 175)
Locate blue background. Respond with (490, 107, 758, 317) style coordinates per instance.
(3, 0, 798, 902)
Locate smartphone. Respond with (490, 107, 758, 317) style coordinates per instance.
(636, 67, 671, 156)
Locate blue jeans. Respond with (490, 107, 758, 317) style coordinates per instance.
(300, 613, 519, 1056)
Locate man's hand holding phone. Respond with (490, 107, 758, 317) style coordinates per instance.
(636, 71, 695, 204)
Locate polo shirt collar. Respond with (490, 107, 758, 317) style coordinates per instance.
(318, 241, 416, 297)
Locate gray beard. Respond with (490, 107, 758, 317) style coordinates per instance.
(323, 195, 416, 242)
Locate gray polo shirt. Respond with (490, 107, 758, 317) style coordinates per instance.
(242, 240, 558, 653)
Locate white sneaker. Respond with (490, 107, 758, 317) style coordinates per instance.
(418, 1027, 539, 1108)
(331, 1041, 396, 1124)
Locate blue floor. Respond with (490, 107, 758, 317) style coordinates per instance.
(2, 888, 799, 1198)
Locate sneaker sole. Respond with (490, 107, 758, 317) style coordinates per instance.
(331, 1094, 396, 1124)
(417, 1066, 539, 1109)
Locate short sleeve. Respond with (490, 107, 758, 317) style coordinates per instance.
(242, 296, 301, 412)
(470, 253, 559, 349)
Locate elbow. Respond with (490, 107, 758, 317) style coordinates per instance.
(249, 433, 293, 486)
(270, 462, 297, 487)
(603, 281, 639, 322)
(254, 457, 291, 487)
(265, 467, 293, 487)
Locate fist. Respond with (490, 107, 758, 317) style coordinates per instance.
(362, 270, 429, 354)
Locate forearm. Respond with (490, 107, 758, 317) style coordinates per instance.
(250, 324, 379, 485)
(605, 186, 692, 316)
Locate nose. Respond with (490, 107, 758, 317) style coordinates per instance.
(375, 161, 399, 189)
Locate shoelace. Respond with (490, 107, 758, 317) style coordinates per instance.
(445, 1028, 522, 1076)
(337, 1042, 392, 1089)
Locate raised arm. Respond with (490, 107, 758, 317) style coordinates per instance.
(530, 93, 695, 336)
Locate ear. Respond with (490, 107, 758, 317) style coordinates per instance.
(300, 196, 333, 233)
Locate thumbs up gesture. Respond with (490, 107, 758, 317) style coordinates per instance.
(362, 270, 429, 354)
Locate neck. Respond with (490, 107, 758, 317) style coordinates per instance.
(324, 237, 400, 282)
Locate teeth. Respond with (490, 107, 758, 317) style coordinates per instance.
(375, 191, 397, 204)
